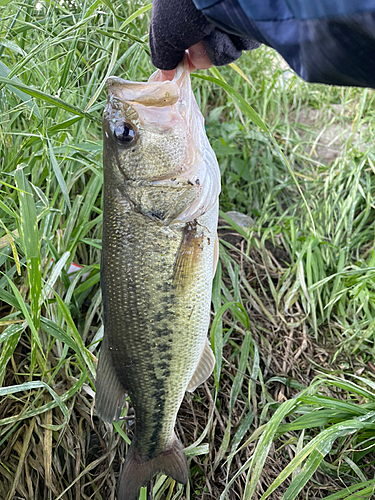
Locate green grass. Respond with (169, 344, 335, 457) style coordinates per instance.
(1, 1, 375, 499)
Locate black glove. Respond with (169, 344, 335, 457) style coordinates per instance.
(149, 0, 261, 70)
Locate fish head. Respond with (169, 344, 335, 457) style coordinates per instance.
(103, 63, 192, 180)
(103, 59, 220, 223)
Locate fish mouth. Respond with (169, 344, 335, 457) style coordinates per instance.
(106, 76, 179, 107)
(106, 59, 189, 108)
(104, 61, 191, 139)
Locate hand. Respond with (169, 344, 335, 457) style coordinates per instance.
(158, 42, 213, 82)
(149, 0, 214, 72)
(149, 0, 260, 81)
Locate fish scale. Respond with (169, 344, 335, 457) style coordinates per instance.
(96, 60, 220, 500)
(102, 196, 212, 454)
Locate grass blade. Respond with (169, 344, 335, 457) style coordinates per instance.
(193, 73, 268, 132)
(259, 417, 374, 499)
(53, 293, 96, 378)
(0, 323, 26, 385)
(4, 275, 45, 366)
(14, 167, 42, 368)
(323, 480, 375, 500)
(243, 398, 300, 499)
(0, 61, 41, 118)
(47, 138, 71, 210)
(0, 76, 99, 122)
(118, 3, 152, 30)
(0, 380, 69, 421)
(6, 418, 36, 500)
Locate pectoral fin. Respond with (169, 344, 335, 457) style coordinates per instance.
(95, 343, 127, 422)
(187, 339, 215, 392)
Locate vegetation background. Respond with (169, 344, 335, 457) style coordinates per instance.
(0, 1, 375, 499)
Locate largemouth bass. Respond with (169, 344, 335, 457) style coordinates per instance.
(96, 60, 220, 500)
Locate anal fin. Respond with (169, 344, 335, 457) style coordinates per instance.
(95, 344, 127, 422)
(187, 339, 215, 392)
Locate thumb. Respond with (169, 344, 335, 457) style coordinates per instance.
(188, 42, 213, 70)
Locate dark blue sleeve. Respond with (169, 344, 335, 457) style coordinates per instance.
(193, 0, 375, 88)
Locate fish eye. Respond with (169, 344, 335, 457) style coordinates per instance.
(114, 122, 136, 145)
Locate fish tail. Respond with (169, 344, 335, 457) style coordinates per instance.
(118, 436, 188, 500)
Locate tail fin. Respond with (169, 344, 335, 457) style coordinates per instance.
(118, 436, 188, 500)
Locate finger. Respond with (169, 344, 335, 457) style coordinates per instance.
(158, 69, 176, 82)
(187, 56, 196, 73)
(187, 42, 213, 70)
